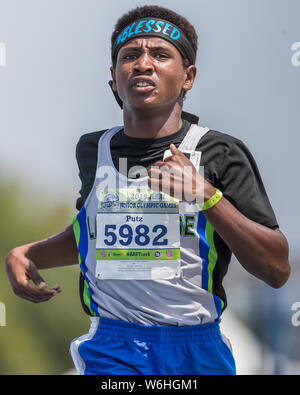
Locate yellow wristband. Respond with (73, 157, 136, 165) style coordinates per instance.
(196, 189, 223, 211)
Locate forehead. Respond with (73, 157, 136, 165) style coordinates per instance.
(119, 37, 180, 53)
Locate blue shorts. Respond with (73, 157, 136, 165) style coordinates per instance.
(70, 317, 236, 375)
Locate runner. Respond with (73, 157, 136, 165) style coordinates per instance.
(5, 5, 290, 375)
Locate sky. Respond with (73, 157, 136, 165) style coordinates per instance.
(0, 0, 299, 253)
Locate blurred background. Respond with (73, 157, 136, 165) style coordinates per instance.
(0, 0, 299, 375)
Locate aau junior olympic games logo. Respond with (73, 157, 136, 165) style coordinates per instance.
(100, 192, 119, 209)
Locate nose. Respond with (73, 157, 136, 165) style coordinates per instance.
(134, 52, 154, 73)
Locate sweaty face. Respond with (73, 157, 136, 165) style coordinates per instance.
(111, 37, 193, 112)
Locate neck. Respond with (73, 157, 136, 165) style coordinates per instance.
(123, 103, 183, 139)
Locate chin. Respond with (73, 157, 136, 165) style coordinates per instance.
(128, 96, 176, 112)
(127, 98, 161, 111)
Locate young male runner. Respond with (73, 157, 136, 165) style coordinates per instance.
(5, 5, 290, 375)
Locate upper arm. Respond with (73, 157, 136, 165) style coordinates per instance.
(75, 131, 107, 211)
(218, 139, 279, 230)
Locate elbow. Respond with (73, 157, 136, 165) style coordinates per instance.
(267, 230, 291, 289)
(267, 259, 291, 289)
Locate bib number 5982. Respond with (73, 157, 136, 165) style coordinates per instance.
(104, 224, 168, 247)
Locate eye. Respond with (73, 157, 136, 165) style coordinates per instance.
(154, 53, 168, 59)
(122, 54, 138, 60)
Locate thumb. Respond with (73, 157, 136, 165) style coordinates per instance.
(170, 144, 183, 157)
(28, 260, 47, 289)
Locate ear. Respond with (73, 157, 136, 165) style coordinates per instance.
(182, 65, 197, 93)
(110, 66, 117, 91)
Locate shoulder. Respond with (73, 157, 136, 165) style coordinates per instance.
(76, 129, 108, 150)
(197, 128, 258, 186)
(198, 128, 245, 163)
(199, 129, 244, 152)
(198, 129, 254, 163)
(76, 129, 108, 160)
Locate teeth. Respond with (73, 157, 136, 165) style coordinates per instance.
(136, 82, 151, 87)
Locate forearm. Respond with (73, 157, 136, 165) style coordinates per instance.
(203, 182, 290, 288)
(11, 224, 78, 270)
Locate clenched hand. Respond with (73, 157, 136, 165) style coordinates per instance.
(148, 144, 205, 203)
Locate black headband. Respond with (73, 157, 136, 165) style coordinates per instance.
(112, 17, 196, 65)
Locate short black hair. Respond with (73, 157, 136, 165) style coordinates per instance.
(111, 5, 198, 67)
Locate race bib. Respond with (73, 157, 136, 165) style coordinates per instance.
(95, 188, 181, 280)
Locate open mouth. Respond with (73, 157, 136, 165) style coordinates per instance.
(130, 79, 156, 93)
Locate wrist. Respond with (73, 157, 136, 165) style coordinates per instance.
(204, 181, 217, 202)
(194, 181, 216, 203)
(196, 186, 223, 211)
(13, 242, 39, 262)
(10, 245, 28, 258)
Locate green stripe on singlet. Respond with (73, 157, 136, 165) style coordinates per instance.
(205, 221, 225, 311)
(83, 279, 96, 316)
(72, 215, 97, 317)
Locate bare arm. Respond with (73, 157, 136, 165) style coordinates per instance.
(5, 224, 78, 303)
(19, 224, 78, 270)
(149, 144, 291, 289)
(203, 183, 290, 288)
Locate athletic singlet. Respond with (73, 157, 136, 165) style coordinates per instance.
(72, 123, 225, 326)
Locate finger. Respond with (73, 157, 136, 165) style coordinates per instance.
(14, 285, 55, 303)
(148, 176, 161, 192)
(27, 261, 47, 289)
(151, 161, 173, 170)
(170, 144, 183, 156)
(23, 280, 59, 297)
(21, 293, 54, 304)
(148, 168, 173, 188)
(151, 161, 165, 168)
(152, 158, 176, 168)
(26, 261, 62, 295)
(148, 167, 162, 178)
(26, 295, 54, 303)
(48, 285, 62, 294)
(15, 274, 61, 298)
(149, 173, 177, 197)
(153, 164, 174, 176)
(163, 156, 174, 163)
(149, 166, 178, 182)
